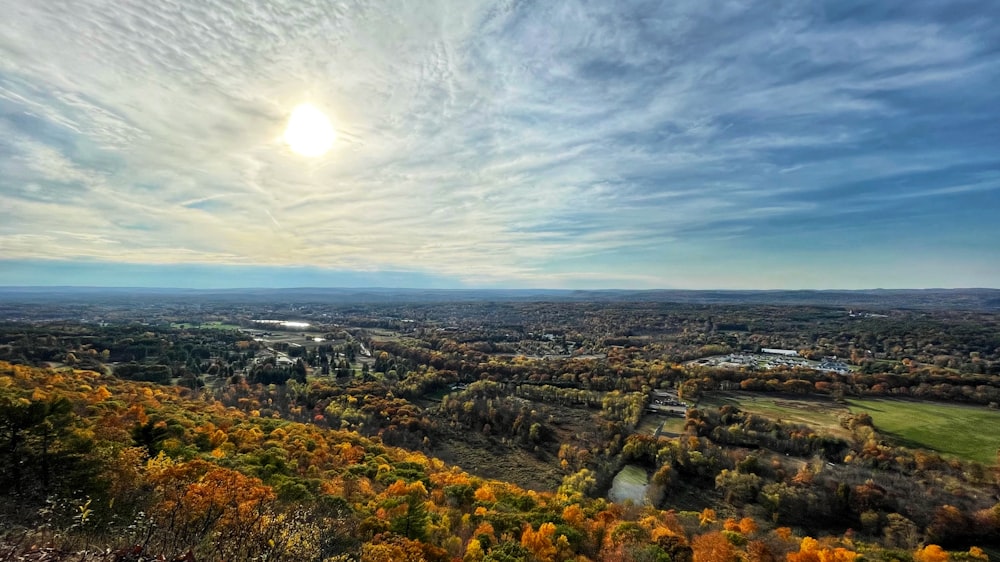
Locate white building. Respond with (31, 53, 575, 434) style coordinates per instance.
(761, 348, 799, 357)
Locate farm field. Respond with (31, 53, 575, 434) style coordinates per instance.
(847, 398, 1000, 465)
(699, 392, 851, 435)
(701, 392, 1000, 465)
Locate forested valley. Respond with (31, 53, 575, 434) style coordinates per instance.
(2, 293, 1000, 561)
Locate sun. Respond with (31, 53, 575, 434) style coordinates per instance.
(283, 103, 336, 157)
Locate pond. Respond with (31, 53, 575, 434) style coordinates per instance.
(608, 464, 649, 504)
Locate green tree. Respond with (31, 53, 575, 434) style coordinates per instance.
(484, 541, 531, 562)
(390, 492, 429, 541)
(0, 393, 96, 500)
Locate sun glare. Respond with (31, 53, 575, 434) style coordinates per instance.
(283, 103, 336, 157)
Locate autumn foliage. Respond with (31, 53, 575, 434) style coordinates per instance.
(786, 537, 858, 562)
(0, 361, 994, 562)
(693, 531, 736, 562)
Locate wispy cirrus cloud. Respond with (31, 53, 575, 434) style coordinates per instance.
(1, 0, 998, 288)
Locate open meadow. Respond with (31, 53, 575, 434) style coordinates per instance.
(847, 398, 1000, 465)
(701, 392, 1000, 465)
(699, 392, 851, 435)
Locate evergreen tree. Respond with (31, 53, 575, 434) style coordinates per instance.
(390, 492, 428, 541)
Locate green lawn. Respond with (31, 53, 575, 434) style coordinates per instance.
(700, 392, 1000, 465)
(846, 398, 1000, 465)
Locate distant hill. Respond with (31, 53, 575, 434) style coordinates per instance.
(1, 286, 999, 309)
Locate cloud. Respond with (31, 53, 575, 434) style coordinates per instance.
(0, 0, 998, 288)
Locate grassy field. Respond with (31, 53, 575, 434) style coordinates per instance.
(699, 393, 850, 436)
(699, 392, 1000, 465)
(847, 398, 1000, 465)
(636, 415, 688, 437)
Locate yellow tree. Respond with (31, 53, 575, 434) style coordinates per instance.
(562, 504, 586, 529)
(914, 545, 949, 562)
(522, 522, 558, 562)
(787, 537, 858, 562)
(361, 536, 427, 562)
(464, 538, 485, 562)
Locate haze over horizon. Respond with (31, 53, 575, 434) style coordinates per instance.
(2, 1, 999, 290)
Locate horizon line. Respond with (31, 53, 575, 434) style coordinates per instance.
(1, 285, 998, 292)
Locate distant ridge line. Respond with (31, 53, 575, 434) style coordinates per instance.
(0, 286, 998, 309)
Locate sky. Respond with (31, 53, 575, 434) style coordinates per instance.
(1, 0, 999, 290)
